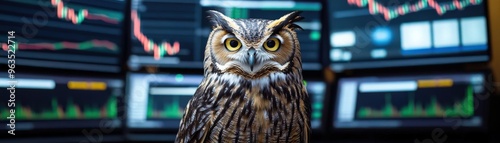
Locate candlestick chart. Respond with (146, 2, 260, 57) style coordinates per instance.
(128, 0, 323, 70)
(328, 0, 489, 71)
(347, 0, 483, 21)
(0, 0, 125, 73)
(129, 0, 200, 69)
(199, 0, 323, 70)
(9, 0, 123, 25)
(49, 0, 122, 24)
(131, 10, 181, 60)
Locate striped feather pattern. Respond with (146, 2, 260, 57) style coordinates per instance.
(176, 10, 309, 143)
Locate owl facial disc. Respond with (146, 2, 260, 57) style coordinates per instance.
(206, 10, 304, 79)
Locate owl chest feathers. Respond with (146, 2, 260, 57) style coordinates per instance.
(199, 72, 310, 142)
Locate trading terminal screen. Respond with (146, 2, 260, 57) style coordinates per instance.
(126, 73, 203, 129)
(328, 0, 490, 71)
(0, 0, 126, 73)
(128, 0, 323, 70)
(334, 73, 487, 128)
(0, 73, 123, 130)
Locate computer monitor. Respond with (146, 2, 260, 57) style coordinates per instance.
(128, 0, 323, 70)
(126, 73, 203, 130)
(333, 72, 488, 129)
(0, 0, 126, 73)
(0, 73, 123, 131)
(304, 80, 326, 130)
(327, 0, 490, 71)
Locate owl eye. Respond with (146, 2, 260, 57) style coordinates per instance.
(263, 38, 280, 52)
(224, 38, 241, 51)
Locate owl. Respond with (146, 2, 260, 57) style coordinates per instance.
(175, 10, 310, 143)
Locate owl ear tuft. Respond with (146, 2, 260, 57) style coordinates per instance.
(268, 11, 304, 33)
(287, 12, 304, 31)
(206, 10, 235, 33)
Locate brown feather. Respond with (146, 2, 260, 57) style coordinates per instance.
(176, 10, 310, 143)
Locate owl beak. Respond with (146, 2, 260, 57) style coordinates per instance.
(247, 48, 256, 71)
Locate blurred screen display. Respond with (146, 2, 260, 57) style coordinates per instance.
(328, 0, 489, 71)
(0, 0, 125, 73)
(0, 73, 123, 130)
(128, 0, 323, 70)
(334, 72, 487, 128)
(305, 80, 326, 129)
(126, 73, 202, 129)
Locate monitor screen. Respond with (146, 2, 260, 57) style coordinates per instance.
(0, 0, 126, 73)
(126, 73, 203, 129)
(0, 73, 123, 131)
(333, 72, 487, 129)
(128, 0, 323, 70)
(305, 80, 326, 130)
(328, 0, 489, 71)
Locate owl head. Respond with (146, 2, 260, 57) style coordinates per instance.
(204, 10, 304, 79)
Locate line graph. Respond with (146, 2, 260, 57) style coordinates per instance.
(1, 39, 118, 52)
(0, 97, 117, 120)
(347, 0, 483, 21)
(131, 10, 180, 60)
(357, 86, 474, 118)
(147, 97, 184, 119)
(146, 94, 190, 119)
(51, 0, 120, 24)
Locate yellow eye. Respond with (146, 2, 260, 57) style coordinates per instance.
(224, 38, 241, 52)
(263, 38, 280, 52)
